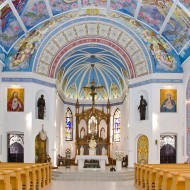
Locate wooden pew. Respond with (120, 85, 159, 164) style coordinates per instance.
(0, 171, 12, 190)
(134, 163, 190, 190)
(0, 162, 52, 190)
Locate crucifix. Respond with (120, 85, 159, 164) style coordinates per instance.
(82, 64, 104, 113)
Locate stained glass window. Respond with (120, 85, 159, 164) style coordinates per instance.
(65, 108, 73, 141)
(113, 109, 121, 142)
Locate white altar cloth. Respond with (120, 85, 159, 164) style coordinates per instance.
(75, 155, 108, 170)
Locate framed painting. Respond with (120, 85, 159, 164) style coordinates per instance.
(7, 88, 24, 112)
(160, 89, 177, 112)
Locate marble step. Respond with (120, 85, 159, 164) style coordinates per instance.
(52, 170, 134, 181)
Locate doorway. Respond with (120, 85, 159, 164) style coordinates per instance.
(160, 135, 176, 163)
(7, 133, 24, 162)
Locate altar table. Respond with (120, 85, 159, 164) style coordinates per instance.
(75, 155, 108, 170)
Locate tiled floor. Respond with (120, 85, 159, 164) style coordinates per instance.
(47, 180, 137, 190)
(48, 166, 137, 190)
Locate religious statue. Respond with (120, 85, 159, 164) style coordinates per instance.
(80, 146, 84, 155)
(89, 135, 97, 156)
(89, 136, 97, 149)
(80, 128, 85, 139)
(37, 95, 45, 119)
(100, 128, 106, 139)
(138, 95, 147, 120)
(102, 146, 106, 155)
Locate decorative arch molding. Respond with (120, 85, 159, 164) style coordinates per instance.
(48, 38, 136, 79)
(33, 17, 152, 77)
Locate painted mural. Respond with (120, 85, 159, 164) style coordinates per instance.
(1, 0, 27, 32)
(0, 3, 25, 52)
(82, 0, 107, 7)
(50, 0, 78, 15)
(162, 5, 190, 52)
(139, 0, 173, 32)
(160, 89, 177, 112)
(180, 0, 190, 11)
(115, 15, 182, 72)
(110, 0, 138, 16)
(1, 7, 183, 73)
(180, 44, 190, 62)
(0, 48, 5, 63)
(4, 19, 56, 71)
(0, 0, 5, 5)
(19, 0, 50, 30)
(7, 88, 24, 112)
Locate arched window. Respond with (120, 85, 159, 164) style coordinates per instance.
(113, 109, 121, 142)
(65, 108, 73, 141)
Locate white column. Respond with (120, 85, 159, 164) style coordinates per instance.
(52, 148, 57, 167)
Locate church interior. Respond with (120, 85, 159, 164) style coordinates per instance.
(1, 0, 190, 189)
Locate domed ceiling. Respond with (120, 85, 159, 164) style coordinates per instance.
(0, 0, 189, 100)
(56, 44, 129, 100)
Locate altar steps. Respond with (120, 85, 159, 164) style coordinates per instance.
(52, 169, 134, 181)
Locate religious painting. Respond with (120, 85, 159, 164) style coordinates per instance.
(137, 135, 148, 164)
(7, 88, 24, 112)
(160, 89, 177, 113)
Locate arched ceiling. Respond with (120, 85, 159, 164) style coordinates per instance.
(56, 44, 129, 100)
(0, 0, 188, 101)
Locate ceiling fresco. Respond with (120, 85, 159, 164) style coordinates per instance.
(50, 0, 78, 15)
(180, 0, 190, 10)
(110, 0, 138, 17)
(56, 44, 128, 100)
(0, 0, 189, 100)
(82, 0, 107, 7)
(18, 0, 50, 30)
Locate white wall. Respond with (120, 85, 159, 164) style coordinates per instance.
(128, 73, 185, 167)
(0, 71, 187, 168)
(0, 73, 57, 165)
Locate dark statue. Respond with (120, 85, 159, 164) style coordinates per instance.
(138, 95, 147, 120)
(37, 95, 45, 119)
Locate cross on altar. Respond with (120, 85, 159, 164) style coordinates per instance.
(82, 64, 104, 112)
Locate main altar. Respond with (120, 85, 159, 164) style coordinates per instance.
(75, 78, 111, 160)
(75, 155, 108, 170)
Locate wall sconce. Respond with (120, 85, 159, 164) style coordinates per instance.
(155, 139, 158, 145)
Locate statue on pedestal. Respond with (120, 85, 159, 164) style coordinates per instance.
(138, 95, 147, 120)
(37, 94, 45, 119)
(89, 135, 97, 155)
(80, 146, 84, 155)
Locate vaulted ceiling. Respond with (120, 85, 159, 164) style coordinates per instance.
(0, 0, 189, 100)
